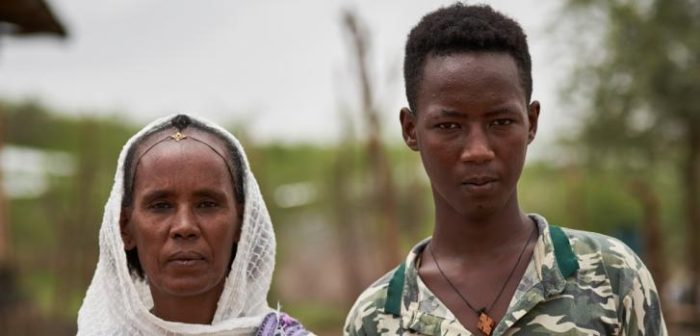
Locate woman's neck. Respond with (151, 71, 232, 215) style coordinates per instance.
(150, 281, 224, 324)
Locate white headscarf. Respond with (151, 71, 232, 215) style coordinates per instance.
(77, 114, 276, 335)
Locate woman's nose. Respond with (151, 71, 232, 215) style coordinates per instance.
(170, 207, 201, 240)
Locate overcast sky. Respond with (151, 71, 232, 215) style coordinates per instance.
(0, 0, 571, 156)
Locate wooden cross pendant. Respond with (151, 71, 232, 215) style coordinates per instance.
(477, 311, 495, 336)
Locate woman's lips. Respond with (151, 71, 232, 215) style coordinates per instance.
(167, 251, 206, 266)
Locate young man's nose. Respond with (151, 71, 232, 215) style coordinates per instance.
(460, 127, 495, 164)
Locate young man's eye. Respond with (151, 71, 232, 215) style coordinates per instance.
(491, 119, 514, 127)
(436, 122, 460, 129)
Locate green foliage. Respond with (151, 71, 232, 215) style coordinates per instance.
(520, 162, 654, 235)
(282, 302, 347, 334)
(562, 0, 700, 160)
(558, 0, 700, 294)
(2, 99, 136, 326)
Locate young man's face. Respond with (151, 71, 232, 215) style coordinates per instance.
(400, 52, 539, 219)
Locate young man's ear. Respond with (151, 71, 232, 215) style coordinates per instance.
(527, 100, 541, 144)
(120, 208, 136, 250)
(400, 107, 419, 151)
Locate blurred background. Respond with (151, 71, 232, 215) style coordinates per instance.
(0, 0, 698, 335)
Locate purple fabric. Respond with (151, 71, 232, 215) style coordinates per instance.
(256, 312, 309, 336)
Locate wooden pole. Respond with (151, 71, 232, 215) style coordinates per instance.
(684, 127, 700, 308)
(0, 106, 9, 264)
(342, 10, 401, 269)
(627, 179, 666, 298)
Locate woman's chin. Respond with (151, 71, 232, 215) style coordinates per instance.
(151, 276, 225, 298)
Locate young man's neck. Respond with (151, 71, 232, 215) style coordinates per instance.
(431, 194, 532, 259)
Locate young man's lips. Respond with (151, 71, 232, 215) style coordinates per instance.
(461, 177, 498, 192)
(462, 177, 498, 185)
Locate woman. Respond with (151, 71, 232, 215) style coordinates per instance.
(78, 114, 308, 335)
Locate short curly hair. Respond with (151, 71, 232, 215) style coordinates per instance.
(404, 3, 532, 112)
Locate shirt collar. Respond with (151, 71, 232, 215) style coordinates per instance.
(384, 214, 579, 318)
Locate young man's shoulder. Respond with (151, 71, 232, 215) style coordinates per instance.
(562, 227, 646, 271)
(554, 226, 666, 334)
(558, 226, 657, 298)
(343, 267, 398, 336)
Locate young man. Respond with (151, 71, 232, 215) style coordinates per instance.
(344, 4, 666, 336)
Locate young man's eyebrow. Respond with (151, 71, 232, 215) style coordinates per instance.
(436, 109, 465, 117)
(433, 108, 520, 118)
(484, 106, 522, 117)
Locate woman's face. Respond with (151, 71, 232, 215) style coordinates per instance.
(122, 133, 241, 300)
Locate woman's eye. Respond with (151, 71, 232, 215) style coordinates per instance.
(197, 201, 218, 208)
(149, 201, 172, 210)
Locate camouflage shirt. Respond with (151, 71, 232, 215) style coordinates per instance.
(344, 215, 667, 336)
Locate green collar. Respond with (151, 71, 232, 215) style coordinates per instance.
(548, 225, 579, 278)
(384, 263, 405, 315)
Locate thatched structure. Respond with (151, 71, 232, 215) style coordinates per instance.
(0, 0, 67, 37)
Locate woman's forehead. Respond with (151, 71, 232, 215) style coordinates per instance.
(131, 128, 237, 187)
(133, 140, 235, 193)
(135, 127, 228, 157)
(140, 138, 226, 165)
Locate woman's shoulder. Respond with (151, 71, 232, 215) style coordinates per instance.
(257, 311, 312, 336)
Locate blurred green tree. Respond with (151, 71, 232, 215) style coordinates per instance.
(0, 100, 135, 333)
(560, 0, 700, 309)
